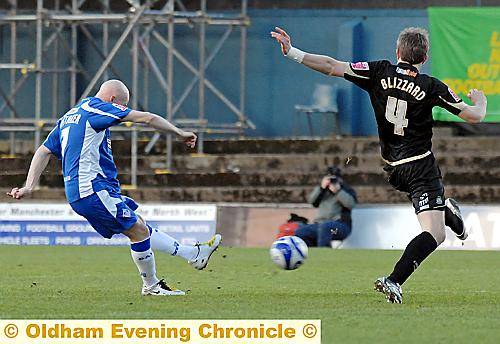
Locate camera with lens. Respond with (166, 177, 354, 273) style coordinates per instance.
(327, 166, 341, 184)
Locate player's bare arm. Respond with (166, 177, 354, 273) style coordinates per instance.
(123, 110, 197, 148)
(457, 89, 488, 123)
(7, 145, 52, 200)
(270, 27, 348, 77)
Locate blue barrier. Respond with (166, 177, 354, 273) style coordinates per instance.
(0, 203, 217, 246)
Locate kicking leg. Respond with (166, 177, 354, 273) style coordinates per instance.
(376, 210, 445, 304)
(123, 220, 185, 296)
(147, 224, 198, 261)
(139, 215, 221, 271)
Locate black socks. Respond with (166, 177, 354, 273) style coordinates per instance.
(388, 231, 438, 285)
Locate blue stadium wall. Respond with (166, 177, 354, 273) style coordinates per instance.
(0, 9, 427, 137)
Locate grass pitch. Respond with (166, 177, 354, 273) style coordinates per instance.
(1, 246, 499, 343)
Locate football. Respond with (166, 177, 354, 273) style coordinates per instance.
(270, 235, 308, 270)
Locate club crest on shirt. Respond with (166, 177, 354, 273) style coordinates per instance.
(448, 87, 461, 102)
(351, 62, 369, 70)
(112, 103, 128, 111)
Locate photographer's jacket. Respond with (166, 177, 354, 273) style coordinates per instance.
(308, 184, 357, 227)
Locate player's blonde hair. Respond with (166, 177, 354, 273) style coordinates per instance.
(397, 27, 429, 65)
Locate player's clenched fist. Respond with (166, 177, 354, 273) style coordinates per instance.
(270, 27, 292, 55)
(467, 89, 487, 105)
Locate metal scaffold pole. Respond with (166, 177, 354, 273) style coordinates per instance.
(166, 0, 175, 171)
(9, 0, 17, 155)
(240, 0, 248, 135)
(70, 0, 78, 105)
(102, 0, 110, 82)
(34, 0, 43, 150)
(52, 0, 60, 120)
(131, 25, 139, 187)
(197, 0, 206, 155)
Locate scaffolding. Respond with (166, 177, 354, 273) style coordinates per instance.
(0, 0, 253, 187)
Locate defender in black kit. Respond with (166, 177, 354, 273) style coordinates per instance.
(271, 26, 487, 303)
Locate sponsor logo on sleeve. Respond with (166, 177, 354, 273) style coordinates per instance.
(351, 62, 369, 70)
(112, 103, 128, 111)
(448, 87, 462, 102)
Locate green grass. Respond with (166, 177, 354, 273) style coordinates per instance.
(1, 246, 499, 343)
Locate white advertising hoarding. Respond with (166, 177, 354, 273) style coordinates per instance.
(346, 205, 500, 250)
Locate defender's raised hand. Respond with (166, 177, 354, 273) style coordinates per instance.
(270, 27, 292, 55)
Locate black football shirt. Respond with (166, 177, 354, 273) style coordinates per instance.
(344, 60, 464, 162)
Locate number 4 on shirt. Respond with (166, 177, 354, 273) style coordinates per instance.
(385, 96, 408, 136)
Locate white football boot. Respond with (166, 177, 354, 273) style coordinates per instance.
(141, 279, 186, 296)
(188, 234, 222, 270)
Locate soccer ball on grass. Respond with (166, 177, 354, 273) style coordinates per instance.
(269, 235, 308, 270)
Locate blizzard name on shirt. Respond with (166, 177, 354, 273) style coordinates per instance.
(380, 77, 426, 100)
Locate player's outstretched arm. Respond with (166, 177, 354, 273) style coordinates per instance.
(270, 27, 348, 77)
(7, 145, 52, 200)
(458, 89, 487, 123)
(123, 110, 197, 148)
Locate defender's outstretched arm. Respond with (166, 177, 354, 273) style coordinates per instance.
(7, 145, 52, 199)
(270, 27, 348, 77)
(123, 110, 197, 148)
(458, 89, 487, 123)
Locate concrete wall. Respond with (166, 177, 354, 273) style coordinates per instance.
(0, 9, 428, 136)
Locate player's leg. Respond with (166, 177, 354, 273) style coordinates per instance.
(71, 192, 184, 296)
(445, 198, 467, 240)
(147, 223, 198, 260)
(375, 211, 443, 304)
(376, 209, 445, 304)
(123, 220, 185, 296)
(376, 156, 446, 303)
(294, 223, 319, 247)
(123, 198, 221, 270)
(388, 210, 445, 283)
(149, 224, 221, 270)
(122, 221, 159, 289)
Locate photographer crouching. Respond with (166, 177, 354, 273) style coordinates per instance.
(295, 166, 357, 247)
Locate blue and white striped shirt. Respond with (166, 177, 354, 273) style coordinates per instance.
(43, 97, 131, 203)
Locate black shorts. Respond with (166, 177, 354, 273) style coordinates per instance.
(383, 153, 445, 214)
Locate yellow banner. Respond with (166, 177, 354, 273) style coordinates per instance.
(0, 320, 321, 344)
(429, 7, 500, 121)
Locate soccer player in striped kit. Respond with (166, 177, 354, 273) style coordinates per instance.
(8, 80, 222, 296)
